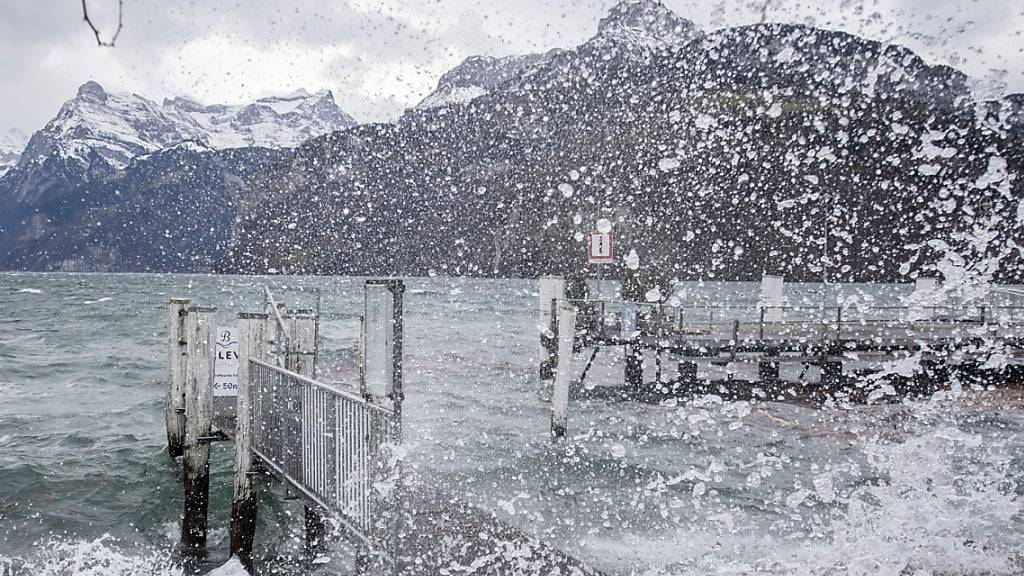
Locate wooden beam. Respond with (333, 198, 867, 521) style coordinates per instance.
(230, 312, 269, 565)
(182, 306, 216, 555)
(165, 298, 190, 458)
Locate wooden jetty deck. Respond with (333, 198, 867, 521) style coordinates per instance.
(537, 276, 1024, 439)
(165, 282, 607, 575)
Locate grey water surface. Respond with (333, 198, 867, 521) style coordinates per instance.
(1, 273, 1022, 576)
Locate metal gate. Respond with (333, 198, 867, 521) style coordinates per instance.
(249, 358, 400, 553)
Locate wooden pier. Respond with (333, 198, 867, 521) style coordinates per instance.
(164, 280, 604, 575)
(160, 274, 1024, 573)
(539, 275, 1024, 437)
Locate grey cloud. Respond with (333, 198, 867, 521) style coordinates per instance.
(0, 0, 1021, 135)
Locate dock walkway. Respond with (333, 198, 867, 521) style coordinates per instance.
(168, 282, 606, 575)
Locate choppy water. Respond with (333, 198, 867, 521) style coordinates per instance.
(1, 272, 1023, 575)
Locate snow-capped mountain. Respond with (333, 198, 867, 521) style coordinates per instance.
(587, 0, 702, 50)
(226, 0, 1023, 282)
(0, 81, 356, 271)
(15, 81, 356, 174)
(0, 128, 28, 177)
(415, 53, 558, 111)
(414, 0, 700, 112)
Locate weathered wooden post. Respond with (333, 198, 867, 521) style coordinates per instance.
(361, 279, 405, 571)
(539, 276, 565, 382)
(551, 300, 576, 441)
(678, 361, 699, 395)
(166, 298, 190, 458)
(821, 360, 843, 399)
(229, 311, 269, 564)
(182, 306, 216, 555)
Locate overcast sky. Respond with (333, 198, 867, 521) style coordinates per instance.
(0, 0, 1021, 135)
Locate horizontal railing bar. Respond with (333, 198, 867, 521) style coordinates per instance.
(249, 358, 394, 415)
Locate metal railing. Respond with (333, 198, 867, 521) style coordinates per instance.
(566, 299, 1024, 342)
(249, 358, 399, 553)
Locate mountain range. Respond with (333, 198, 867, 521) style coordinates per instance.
(0, 0, 1021, 285)
(0, 83, 354, 271)
(221, 0, 1024, 286)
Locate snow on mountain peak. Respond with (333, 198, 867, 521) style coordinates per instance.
(11, 82, 357, 173)
(592, 0, 702, 49)
(0, 128, 29, 177)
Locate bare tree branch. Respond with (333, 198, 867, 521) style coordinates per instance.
(81, 0, 123, 47)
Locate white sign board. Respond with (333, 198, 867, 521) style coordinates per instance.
(588, 230, 613, 264)
(214, 326, 238, 397)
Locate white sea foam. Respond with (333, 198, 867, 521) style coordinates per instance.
(0, 535, 182, 576)
(16, 288, 42, 294)
(82, 297, 112, 304)
(209, 557, 249, 576)
(587, 424, 1024, 576)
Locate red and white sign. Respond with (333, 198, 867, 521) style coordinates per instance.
(588, 230, 613, 264)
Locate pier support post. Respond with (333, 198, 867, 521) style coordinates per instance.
(551, 300, 576, 440)
(182, 306, 216, 555)
(759, 353, 780, 395)
(539, 276, 565, 382)
(914, 358, 947, 396)
(304, 507, 329, 557)
(166, 298, 190, 458)
(625, 344, 643, 395)
(678, 361, 698, 396)
(821, 360, 843, 398)
(230, 312, 269, 565)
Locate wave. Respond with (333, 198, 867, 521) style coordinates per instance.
(0, 535, 182, 576)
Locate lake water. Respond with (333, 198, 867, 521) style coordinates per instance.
(1, 272, 1023, 575)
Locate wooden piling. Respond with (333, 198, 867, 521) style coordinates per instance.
(821, 360, 843, 398)
(166, 298, 190, 458)
(551, 301, 576, 440)
(624, 344, 643, 393)
(230, 312, 269, 564)
(678, 361, 699, 395)
(182, 306, 216, 555)
(539, 277, 565, 382)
